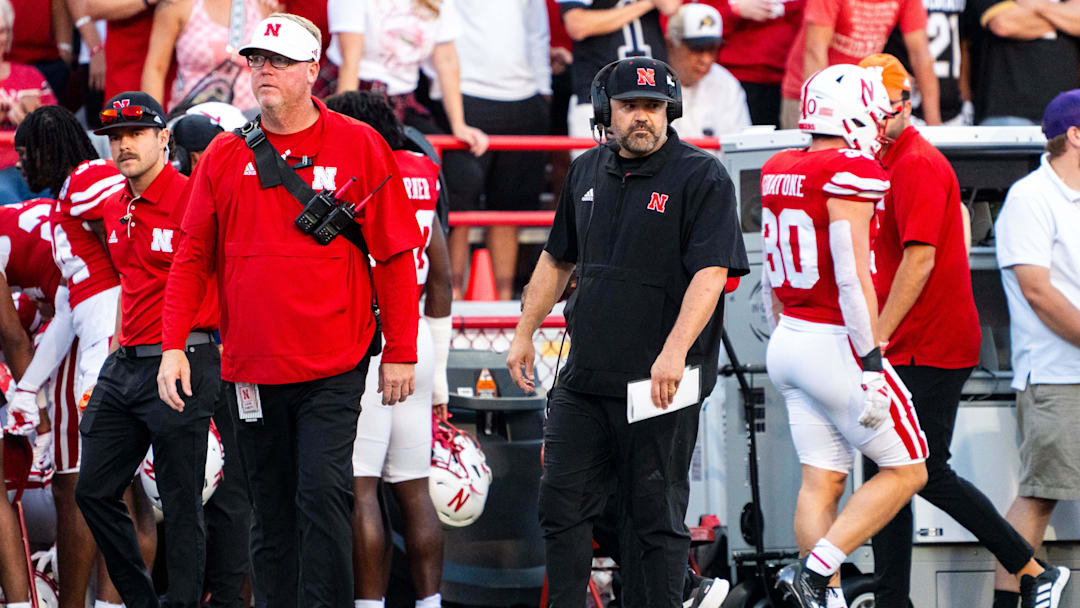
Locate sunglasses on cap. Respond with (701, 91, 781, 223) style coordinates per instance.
(99, 105, 149, 125)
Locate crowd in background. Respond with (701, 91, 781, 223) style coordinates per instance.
(0, 0, 1077, 298)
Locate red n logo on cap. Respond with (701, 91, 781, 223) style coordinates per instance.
(265, 22, 281, 37)
(112, 99, 130, 109)
(637, 68, 656, 86)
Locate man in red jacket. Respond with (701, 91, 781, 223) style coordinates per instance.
(157, 13, 422, 607)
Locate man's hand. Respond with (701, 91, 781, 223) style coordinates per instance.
(732, 0, 782, 21)
(89, 49, 106, 91)
(650, 348, 686, 409)
(550, 47, 573, 76)
(858, 371, 891, 429)
(433, 403, 448, 421)
(452, 124, 489, 156)
(506, 335, 536, 393)
(5, 388, 40, 435)
(379, 362, 415, 405)
(158, 349, 192, 412)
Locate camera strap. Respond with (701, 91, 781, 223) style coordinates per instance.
(233, 119, 383, 356)
(233, 119, 370, 257)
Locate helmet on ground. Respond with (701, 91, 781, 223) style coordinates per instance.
(798, 64, 893, 156)
(429, 415, 492, 528)
(138, 420, 224, 522)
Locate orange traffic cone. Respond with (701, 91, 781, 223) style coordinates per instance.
(464, 248, 497, 301)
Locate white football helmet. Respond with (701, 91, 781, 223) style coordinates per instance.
(138, 420, 225, 523)
(429, 416, 493, 528)
(798, 64, 894, 156)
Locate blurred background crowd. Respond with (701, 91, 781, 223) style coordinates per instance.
(2, 0, 1076, 298)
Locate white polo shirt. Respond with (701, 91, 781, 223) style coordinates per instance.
(995, 153, 1080, 390)
(671, 63, 751, 147)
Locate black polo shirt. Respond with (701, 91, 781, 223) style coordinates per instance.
(545, 129, 749, 398)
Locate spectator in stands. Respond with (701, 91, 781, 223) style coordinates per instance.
(442, 0, 551, 300)
(707, 0, 805, 126)
(63, 0, 107, 128)
(143, 0, 271, 113)
(666, 3, 750, 142)
(559, 0, 680, 142)
(86, 0, 174, 108)
(779, 0, 941, 128)
(326, 0, 487, 157)
(0, 0, 56, 204)
(10, 0, 70, 104)
(883, 0, 973, 126)
(963, 0, 1080, 125)
(991, 89, 1080, 608)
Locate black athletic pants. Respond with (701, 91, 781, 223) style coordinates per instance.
(233, 362, 368, 608)
(77, 343, 220, 608)
(539, 387, 700, 608)
(204, 398, 251, 608)
(864, 365, 1034, 608)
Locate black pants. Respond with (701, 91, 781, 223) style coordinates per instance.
(864, 365, 1034, 608)
(233, 363, 367, 608)
(204, 397, 251, 608)
(539, 387, 700, 608)
(740, 81, 781, 126)
(77, 343, 220, 608)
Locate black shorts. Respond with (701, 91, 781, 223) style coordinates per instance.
(449, 93, 550, 212)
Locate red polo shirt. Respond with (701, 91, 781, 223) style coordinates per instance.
(162, 98, 422, 384)
(103, 164, 218, 347)
(874, 126, 980, 369)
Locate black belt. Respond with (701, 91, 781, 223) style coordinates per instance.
(119, 332, 216, 359)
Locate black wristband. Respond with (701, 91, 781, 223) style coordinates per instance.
(859, 346, 884, 372)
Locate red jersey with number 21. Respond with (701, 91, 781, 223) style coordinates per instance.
(760, 147, 889, 326)
(51, 160, 125, 308)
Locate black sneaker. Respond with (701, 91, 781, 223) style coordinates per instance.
(1020, 562, 1070, 608)
(776, 559, 829, 608)
(682, 574, 730, 608)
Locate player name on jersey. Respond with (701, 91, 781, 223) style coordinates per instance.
(402, 176, 432, 201)
(762, 173, 807, 198)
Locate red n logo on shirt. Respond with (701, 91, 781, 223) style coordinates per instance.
(447, 488, 470, 512)
(636, 68, 656, 87)
(647, 192, 668, 213)
(265, 23, 281, 37)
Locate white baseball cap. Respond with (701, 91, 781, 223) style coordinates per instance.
(239, 16, 320, 63)
(186, 102, 249, 131)
(671, 3, 723, 49)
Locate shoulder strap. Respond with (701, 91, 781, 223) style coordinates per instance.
(232, 119, 369, 256)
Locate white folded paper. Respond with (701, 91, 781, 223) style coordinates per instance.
(626, 366, 701, 423)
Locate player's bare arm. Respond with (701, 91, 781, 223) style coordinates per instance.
(507, 251, 574, 392)
(0, 276, 33, 379)
(651, 266, 728, 409)
(1013, 264, 1080, 347)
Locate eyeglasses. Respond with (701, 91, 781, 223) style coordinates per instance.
(246, 54, 307, 69)
(100, 105, 146, 125)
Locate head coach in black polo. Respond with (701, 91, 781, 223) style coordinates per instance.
(507, 57, 749, 607)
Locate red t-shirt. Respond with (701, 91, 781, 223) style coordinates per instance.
(51, 160, 124, 308)
(103, 165, 218, 346)
(761, 147, 890, 325)
(705, 0, 806, 85)
(546, 0, 572, 51)
(874, 127, 980, 368)
(286, 0, 331, 55)
(0, 64, 57, 168)
(0, 199, 62, 304)
(393, 149, 440, 301)
(9, 0, 59, 65)
(163, 98, 423, 384)
(781, 0, 927, 99)
(104, 10, 176, 107)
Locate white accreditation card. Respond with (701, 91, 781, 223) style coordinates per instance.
(235, 382, 263, 422)
(626, 366, 701, 424)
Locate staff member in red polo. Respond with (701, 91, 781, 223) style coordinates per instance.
(74, 91, 223, 608)
(859, 54, 1065, 608)
(157, 13, 421, 607)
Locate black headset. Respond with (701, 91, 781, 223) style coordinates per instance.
(589, 57, 683, 132)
